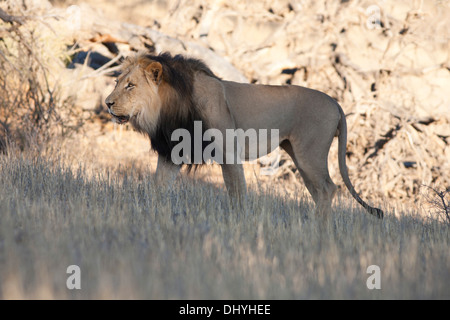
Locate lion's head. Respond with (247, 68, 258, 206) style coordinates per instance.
(105, 52, 219, 165)
(105, 54, 163, 133)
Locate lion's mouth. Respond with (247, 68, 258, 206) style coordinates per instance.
(110, 111, 130, 124)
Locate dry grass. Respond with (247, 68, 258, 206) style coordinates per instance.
(0, 152, 448, 299)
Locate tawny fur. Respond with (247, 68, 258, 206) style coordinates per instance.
(105, 52, 383, 219)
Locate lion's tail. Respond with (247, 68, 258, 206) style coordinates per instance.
(337, 106, 384, 219)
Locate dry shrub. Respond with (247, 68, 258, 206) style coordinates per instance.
(0, 2, 80, 153)
(422, 185, 450, 225)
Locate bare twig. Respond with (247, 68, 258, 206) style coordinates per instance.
(422, 185, 450, 225)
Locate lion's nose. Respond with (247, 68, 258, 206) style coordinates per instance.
(106, 101, 115, 109)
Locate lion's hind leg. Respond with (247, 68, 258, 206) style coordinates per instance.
(311, 174, 337, 217)
(280, 140, 337, 218)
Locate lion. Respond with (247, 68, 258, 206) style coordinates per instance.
(105, 52, 383, 219)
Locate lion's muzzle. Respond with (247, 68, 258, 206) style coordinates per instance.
(108, 109, 130, 124)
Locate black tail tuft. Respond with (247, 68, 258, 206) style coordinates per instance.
(369, 207, 384, 219)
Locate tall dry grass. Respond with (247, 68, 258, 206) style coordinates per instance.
(0, 152, 448, 299)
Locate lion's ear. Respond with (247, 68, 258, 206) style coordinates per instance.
(145, 62, 163, 84)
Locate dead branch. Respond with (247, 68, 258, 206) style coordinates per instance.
(422, 185, 450, 225)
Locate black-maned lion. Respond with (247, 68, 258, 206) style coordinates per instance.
(105, 52, 383, 219)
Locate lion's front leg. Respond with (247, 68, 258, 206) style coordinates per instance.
(154, 154, 181, 189)
(221, 163, 247, 205)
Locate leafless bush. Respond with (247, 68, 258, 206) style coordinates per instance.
(422, 185, 450, 225)
(0, 7, 79, 153)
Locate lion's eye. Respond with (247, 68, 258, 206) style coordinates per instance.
(125, 83, 135, 90)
